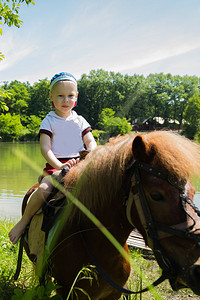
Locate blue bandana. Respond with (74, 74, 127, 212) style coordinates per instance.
(50, 72, 77, 90)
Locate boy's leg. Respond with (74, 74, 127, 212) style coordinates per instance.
(9, 176, 53, 245)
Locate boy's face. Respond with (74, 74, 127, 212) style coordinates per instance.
(50, 81, 78, 118)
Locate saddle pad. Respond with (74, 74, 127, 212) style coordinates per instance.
(28, 213, 45, 271)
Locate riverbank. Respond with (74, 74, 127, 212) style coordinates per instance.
(1, 219, 200, 299)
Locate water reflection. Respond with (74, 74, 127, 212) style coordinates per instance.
(0, 142, 45, 219)
(0, 191, 23, 219)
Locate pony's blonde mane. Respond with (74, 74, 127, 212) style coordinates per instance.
(64, 131, 200, 221)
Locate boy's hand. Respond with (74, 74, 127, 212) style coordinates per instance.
(62, 158, 79, 169)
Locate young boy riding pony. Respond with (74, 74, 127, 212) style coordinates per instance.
(9, 72, 97, 244)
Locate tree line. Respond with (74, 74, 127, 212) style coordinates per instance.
(0, 69, 200, 142)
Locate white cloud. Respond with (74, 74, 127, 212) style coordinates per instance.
(112, 42, 200, 73)
(0, 31, 38, 72)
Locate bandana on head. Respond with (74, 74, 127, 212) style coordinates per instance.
(50, 72, 77, 91)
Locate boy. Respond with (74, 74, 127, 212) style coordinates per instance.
(9, 72, 97, 244)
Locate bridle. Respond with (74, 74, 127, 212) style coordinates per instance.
(125, 160, 200, 283)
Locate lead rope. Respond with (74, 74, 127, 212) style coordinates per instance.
(14, 233, 25, 280)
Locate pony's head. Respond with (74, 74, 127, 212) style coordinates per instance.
(130, 131, 200, 294)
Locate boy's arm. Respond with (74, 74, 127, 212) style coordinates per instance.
(83, 132, 97, 151)
(40, 133, 64, 170)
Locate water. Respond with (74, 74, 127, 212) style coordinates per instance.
(0, 142, 45, 219)
(0, 142, 200, 220)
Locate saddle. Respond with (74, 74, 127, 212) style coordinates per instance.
(41, 189, 66, 235)
(23, 181, 66, 271)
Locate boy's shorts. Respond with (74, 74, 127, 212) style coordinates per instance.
(43, 157, 80, 176)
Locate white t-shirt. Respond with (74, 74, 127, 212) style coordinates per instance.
(39, 111, 91, 158)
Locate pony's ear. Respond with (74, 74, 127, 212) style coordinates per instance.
(132, 135, 155, 163)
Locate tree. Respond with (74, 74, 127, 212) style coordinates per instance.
(0, 88, 10, 111)
(77, 69, 142, 127)
(77, 69, 113, 127)
(2, 81, 30, 114)
(0, 0, 34, 36)
(26, 115, 42, 140)
(0, 113, 27, 141)
(0, 0, 34, 109)
(28, 79, 51, 118)
(183, 92, 200, 139)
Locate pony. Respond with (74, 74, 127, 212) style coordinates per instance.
(23, 131, 200, 299)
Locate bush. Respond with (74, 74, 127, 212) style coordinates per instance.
(0, 113, 28, 141)
(182, 123, 198, 139)
(92, 129, 105, 145)
(25, 115, 42, 140)
(98, 108, 132, 139)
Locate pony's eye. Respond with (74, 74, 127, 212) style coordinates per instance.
(150, 191, 164, 202)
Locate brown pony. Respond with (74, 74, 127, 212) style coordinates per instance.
(24, 131, 200, 299)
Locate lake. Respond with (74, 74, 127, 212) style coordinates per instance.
(0, 142, 45, 220)
(0, 142, 200, 220)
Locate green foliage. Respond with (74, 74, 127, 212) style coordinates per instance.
(0, 113, 27, 141)
(12, 281, 62, 299)
(0, 219, 62, 299)
(194, 130, 200, 143)
(76, 69, 143, 128)
(98, 108, 132, 138)
(28, 79, 51, 118)
(0, 219, 33, 299)
(0, 51, 5, 60)
(0, 88, 11, 111)
(0, 0, 35, 34)
(92, 129, 105, 144)
(26, 115, 42, 139)
(1, 70, 200, 141)
(66, 265, 98, 300)
(183, 92, 200, 139)
(2, 81, 30, 114)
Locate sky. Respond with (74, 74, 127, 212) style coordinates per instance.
(1, 0, 200, 84)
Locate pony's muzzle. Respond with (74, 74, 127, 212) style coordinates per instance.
(172, 264, 200, 295)
(169, 264, 200, 295)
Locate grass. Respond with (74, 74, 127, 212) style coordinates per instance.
(0, 219, 62, 299)
(1, 219, 200, 300)
(122, 249, 200, 300)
